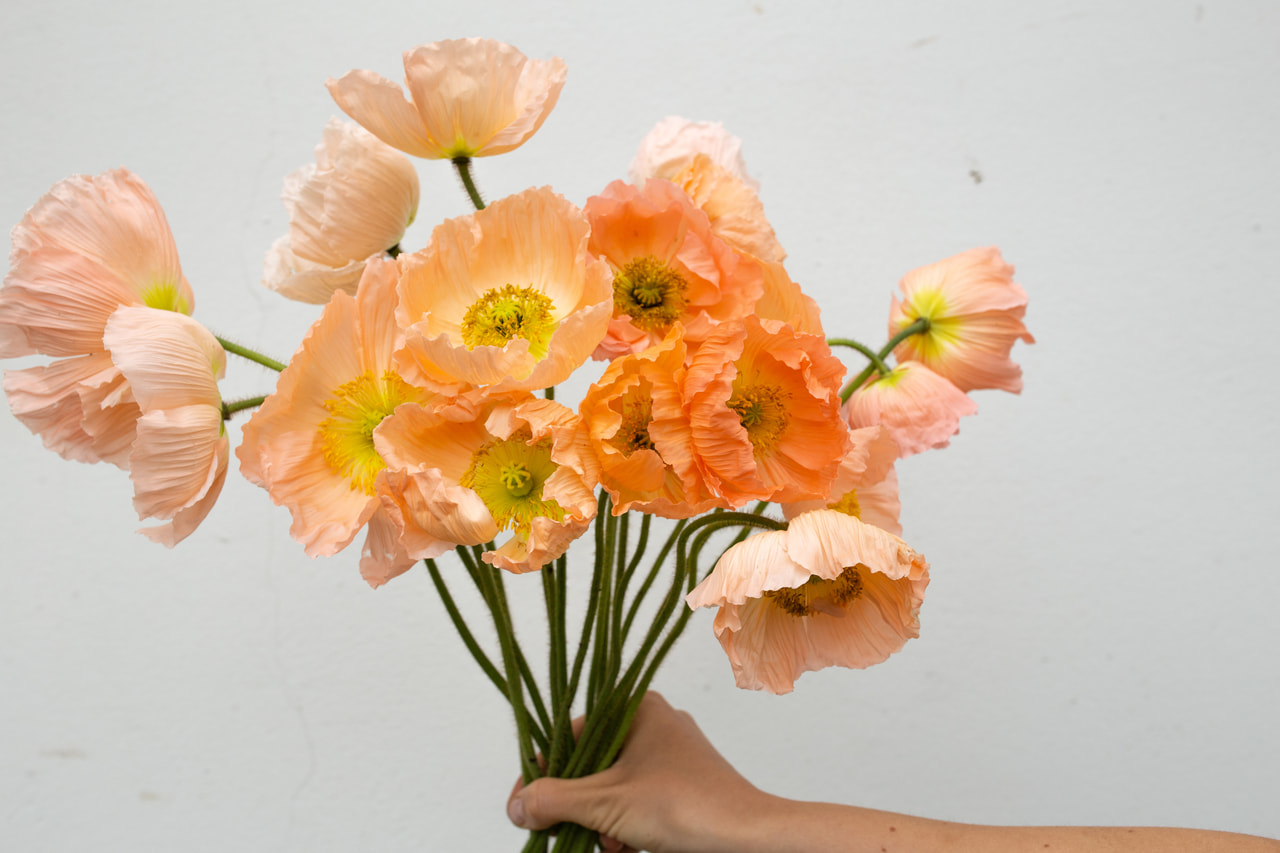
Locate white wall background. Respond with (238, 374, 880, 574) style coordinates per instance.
(2, 1, 1277, 850)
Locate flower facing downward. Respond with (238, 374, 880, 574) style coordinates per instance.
(844, 361, 977, 458)
(327, 38, 567, 160)
(103, 307, 228, 547)
(264, 119, 420, 304)
(1, 169, 195, 467)
(686, 509, 929, 694)
(889, 247, 1034, 393)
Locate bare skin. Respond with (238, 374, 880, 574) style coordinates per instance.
(507, 692, 1280, 853)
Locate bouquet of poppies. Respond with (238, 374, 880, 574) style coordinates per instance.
(0, 38, 1032, 852)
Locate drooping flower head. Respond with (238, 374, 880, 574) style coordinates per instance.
(578, 327, 717, 517)
(327, 38, 567, 160)
(686, 509, 929, 694)
(237, 257, 447, 587)
(394, 186, 613, 393)
(103, 307, 228, 546)
(1, 169, 195, 467)
(374, 392, 599, 574)
(686, 316, 849, 506)
(264, 119, 420, 304)
(844, 361, 978, 458)
(889, 247, 1034, 393)
(628, 116, 760, 191)
(585, 179, 763, 359)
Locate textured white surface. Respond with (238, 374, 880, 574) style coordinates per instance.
(2, 1, 1277, 850)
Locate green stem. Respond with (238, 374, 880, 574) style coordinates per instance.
(215, 336, 286, 372)
(477, 562, 540, 785)
(221, 396, 266, 419)
(452, 157, 486, 210)
(837, 317, 931, 403)
(423, 559, 508, 697)
(620, 518, 687, 641)
(829, 338, 891, 380)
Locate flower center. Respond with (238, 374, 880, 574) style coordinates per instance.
(318, 370, 425, 495)
(460, 284, 558, 359)
(141, 281, 191, 314)
(608, 383, 656, 456)
(613, 256, 687, 332)
(460, 428, 565, 535)
(726, 377, 791, 452)
(765, 565, 865, 618)
(903, 289, 963, 360)
(827, 488, 862, 518)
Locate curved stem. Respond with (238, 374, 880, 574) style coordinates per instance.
(452, 157, 486, 210)
(837, 317, 932, 403)
(829, 337, 891, 379)
(215, 336, 286, 372)
(221, 396, 266, 419)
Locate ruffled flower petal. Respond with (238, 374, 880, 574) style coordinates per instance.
(628, 116, 760, 191)
(845, 361, 978, 458)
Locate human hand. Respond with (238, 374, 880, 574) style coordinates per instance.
(506, 691, 769, 853)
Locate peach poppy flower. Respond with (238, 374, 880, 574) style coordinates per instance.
(686, 509, 929, 694)
(578, 327, 717, 517)
(102, 307, 228, 547)
(665, 154, 785, 264)
(327, 38, 566, 160)
(1, 169, 195, 466)
(394, 187, 613, 393)
(374, 393, 599, 574)
(844, 361, 977, 458)
(263, 119, 420, 304)
(889, 247, 1034, 393)
(782, 424, 902, 536)
(585, 179, 763, 358)
(686, 316, 848, 506)
(628, 116, 760, 191)
(236, 257, 447, 587)
(754, 260, 823, 336)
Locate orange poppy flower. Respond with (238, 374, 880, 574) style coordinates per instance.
(783, 424, 902, 536)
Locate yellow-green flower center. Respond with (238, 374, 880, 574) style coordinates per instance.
(726, 377, 791, 452)
(318, 370, 425, 495)
(460, 284, 558, 359)
(141, 281, 191, 314)
(903, 289, 963, 360)
(460, 428, 565, 535)
(609, 384, 656, 456)
(613, 256, 687, 332)
(765, 565, 865, 617)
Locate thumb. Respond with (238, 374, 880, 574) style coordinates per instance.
(507, 775, 606, 832)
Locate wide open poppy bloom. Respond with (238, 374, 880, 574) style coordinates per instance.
(889, 247, 1034, 393)
(263, 119, 420, 304)
(844, 360, 978, 458)
(327, 38, 566, 160)
(0, 169, 195, 467)
(374, 392, 599, 574)
(103, 307, 228, 547)
(585, 179, 762, 359)
(686, 509, 929, 694)
(236, 258, 447, 587)
(394, 186, 612, 394)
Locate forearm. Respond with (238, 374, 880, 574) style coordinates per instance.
(718, 796, 1280, 853)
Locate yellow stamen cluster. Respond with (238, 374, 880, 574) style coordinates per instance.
(765, 565, 865, 618)
(318, 370, 425, 495)
(460, 284, 558, 359)
(609, 385, 656, 456)
(141, 281, 191, 314)
(613, 256, 688, 332)
(726, 378, 791, 452)
(460, 428, 565, 535)
(827, 489, 862, 518)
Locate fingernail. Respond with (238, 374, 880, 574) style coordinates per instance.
(507, 795, 528, 828)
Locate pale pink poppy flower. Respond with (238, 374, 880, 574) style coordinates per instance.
(782, 424, 902, 536)
(665, 154, 786, 264)
(628, 116, 760, 191)
(327, 38, 566, 160)
(373, 392, 599, 574)
(264, 119, 420, 304)
(578, 327, 718, 518)
(394, 187, 613, 394)
(236, 258, 448, 587)
(585, 179, 763, 359)
(686, 509, 929, 694)
(103, 307, 227, 547)
(889, 247, 1034, 393)
(0, 169, 195, 466)
(686, 316, 849, 506)
(845, 361, 978, 458)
